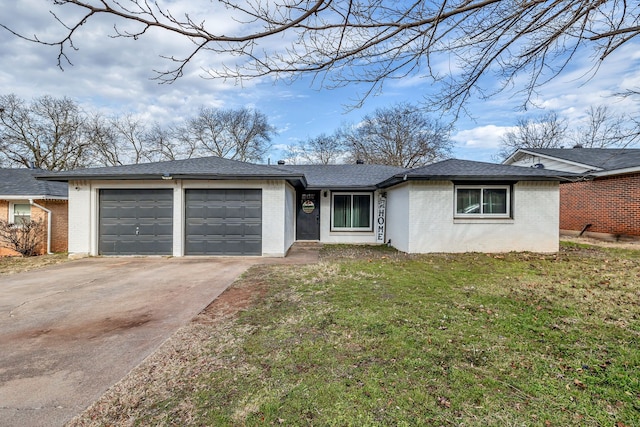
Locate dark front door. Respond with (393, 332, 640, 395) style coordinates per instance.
(296, 191, 320, 240)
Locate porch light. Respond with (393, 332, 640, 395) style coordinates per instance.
(161, 173, 172, 180)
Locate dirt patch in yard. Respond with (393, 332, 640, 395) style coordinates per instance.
(195, 265, 271, 324)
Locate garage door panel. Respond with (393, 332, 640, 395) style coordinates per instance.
(244, 206, 262, 218)
(99, 189, 173, 256)
(187, 239, 261, 255)
(185, 189, 262, 255)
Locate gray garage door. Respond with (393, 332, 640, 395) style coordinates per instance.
(185, 189, 262, 255)
(99, 189, 173, 255)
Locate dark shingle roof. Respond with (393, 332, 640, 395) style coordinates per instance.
(518, 148, 640, 171)
(280, 164, 408, 189)
(0, 169, 68, 198)
(378, 159, 578, 187)
(37, 156, 306, 184)
(36, 156, 578, 191)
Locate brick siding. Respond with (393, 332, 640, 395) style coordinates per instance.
(0, 200, 68, 256)
(560, 173, 640, 237)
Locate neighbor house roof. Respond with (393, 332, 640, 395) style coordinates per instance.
(280, 164, 408, 190)
(37, 156, 307, 186)
(504, 148, 640, 176)
(0, 169, 68, 199)
(378, 159, 579, 188)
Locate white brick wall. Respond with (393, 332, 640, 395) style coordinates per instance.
(67, 180, 92, 258)
(385, 183, 410, 252)
(67, 179, 290, 258)
(319, 190, 380, 244)
(401, 180, 559, 253)
(284, 183, 296, 252)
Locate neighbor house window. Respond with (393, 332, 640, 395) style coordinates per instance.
(455, 186, 510, 217)
(11, 203, 31, 225)
(332, 193, 372, 230)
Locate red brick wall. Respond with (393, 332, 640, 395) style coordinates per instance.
(32, 201, 69, 253)
(560, 173, 640, 237)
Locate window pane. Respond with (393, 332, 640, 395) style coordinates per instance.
(14, 204, 31, 224)
(333, 195, 351, 228)
(352, 195, 371, 228)
(457, 189, 481, 214)
(483, 189, 507, 214)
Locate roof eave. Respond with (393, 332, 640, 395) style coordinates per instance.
(590, 166, 640, 177)
(0, 195, 68, 200)
(379, 174, 573, 187)
(306, 185, 380, 191)
(38, 173, 306, 183)
(508, 148, 603, 171)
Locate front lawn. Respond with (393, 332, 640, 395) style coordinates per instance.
(72, 243, 640, 426)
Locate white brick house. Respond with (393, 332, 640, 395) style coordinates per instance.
(40, 157, 575, 257)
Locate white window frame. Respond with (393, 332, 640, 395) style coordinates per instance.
(331, 192, 373, 231)
(454, 185, 511, 218)
(10, 202, 32, 225)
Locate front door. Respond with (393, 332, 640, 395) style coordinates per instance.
(296, 191, 320, 240)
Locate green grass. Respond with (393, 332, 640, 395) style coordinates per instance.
(75, 243, 640, 426)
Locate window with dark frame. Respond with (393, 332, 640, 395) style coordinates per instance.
(332, 193, 372, 230)
(455, 185, 510, 217)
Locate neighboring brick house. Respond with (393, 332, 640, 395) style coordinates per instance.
(504, 148, 640, 240)
(0, 168, 68, 255)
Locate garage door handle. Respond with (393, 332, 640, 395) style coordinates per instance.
(135, 227, 139, 235)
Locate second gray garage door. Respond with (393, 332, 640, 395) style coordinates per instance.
(185, 189, 262, 255)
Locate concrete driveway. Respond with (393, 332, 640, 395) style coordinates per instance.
(0, 256, 261, 427)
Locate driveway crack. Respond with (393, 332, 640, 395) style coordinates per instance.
(7, 279, 99, 318)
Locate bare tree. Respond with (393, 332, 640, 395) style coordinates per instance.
(342, 103, 453, 168)
(85, 114, 184, 166)
(570, 105, 639, 148)
(498, 112, 568, 159)
(4, 1, 639, 112)
(180, 107, 275, 162)
(288, 133, 346, 165)
(0, 94, 91, 170)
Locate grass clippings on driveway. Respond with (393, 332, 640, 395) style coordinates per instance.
(71, 243, 639, 426)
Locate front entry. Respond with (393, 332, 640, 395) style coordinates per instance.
(296, 191, 320, 240)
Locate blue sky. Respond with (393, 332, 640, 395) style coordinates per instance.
(1, 1, 640, 164)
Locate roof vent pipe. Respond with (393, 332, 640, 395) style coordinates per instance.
(277, 160, 285, 165)
(356, 159, 364, 164)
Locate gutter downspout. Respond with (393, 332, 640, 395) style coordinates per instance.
(29, 199, 52, 255)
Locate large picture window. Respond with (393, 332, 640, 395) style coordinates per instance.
(455, 186, 510, 217)
(332, 193, 372, 230)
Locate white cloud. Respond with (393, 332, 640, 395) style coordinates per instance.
(452, 125, 514, 149)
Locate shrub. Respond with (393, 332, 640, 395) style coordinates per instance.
(0, 219, 45, 256)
